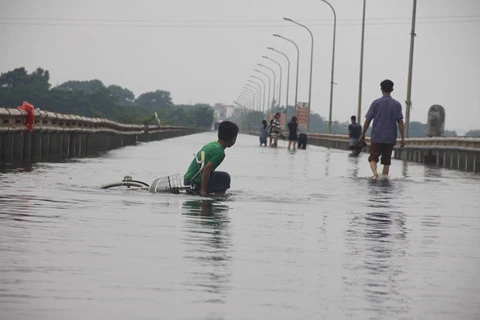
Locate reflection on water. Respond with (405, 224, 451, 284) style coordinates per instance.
(345, 179, 409, 318)
(182, 199, 232, 304)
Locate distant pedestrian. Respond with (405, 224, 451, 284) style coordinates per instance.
(259, 120, 268, 147)
(360, 79, 406, 179)
(287, 116, 298, 150)
(348, 115, 362, 149)
(268, 112, 282, 148)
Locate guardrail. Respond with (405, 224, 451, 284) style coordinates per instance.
(0, 107, 202, 167)
(306, 133, 480, 173)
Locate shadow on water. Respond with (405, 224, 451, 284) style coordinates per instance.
(345, 178, 409, 317)
(181, 199, 232, 305)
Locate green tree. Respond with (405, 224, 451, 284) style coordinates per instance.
(0, 67, 51, 107)
(55, 79, 105, 94)
(135, 90, 173, 110)
(107, 85, 135, 107)
(465, 130, 480, 137)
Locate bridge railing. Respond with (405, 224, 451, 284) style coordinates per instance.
(305, 133, 480, 173)
(0, 107, 202, 167)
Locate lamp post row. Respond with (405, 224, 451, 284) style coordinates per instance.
(238, 9, 328, 133)
(238, 0, 415, 135)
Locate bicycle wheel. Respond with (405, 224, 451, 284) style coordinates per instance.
(100, 179, 149, 190)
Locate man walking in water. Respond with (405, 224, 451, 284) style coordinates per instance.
(348, 115, 362, 149)
(360, 79, 406, 179)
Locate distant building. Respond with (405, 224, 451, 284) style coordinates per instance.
(213, 103, 235, 120)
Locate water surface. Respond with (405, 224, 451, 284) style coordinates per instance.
(1, 132, 479, 320)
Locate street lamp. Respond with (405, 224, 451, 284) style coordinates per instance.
(242, 88, 256, 130)
(249, 77, 265, 115)
(254, 69, 271, 117)
(405, 0, 418, 138)
(246, 80, 262, 117)
(268, 47, 291, 115)
(243, 86, 256, 110)
(357, 0, 366, 123)
(247, 81, 263, 125)
(238, 92, 251, 110)
(257, 63, 276, 114)
(320, 1, 337, 134)
(251, 74, 267, 114)
(273, 34, 300, 115)
(262, 55, 283, 112)
(283, 17, 313, 132)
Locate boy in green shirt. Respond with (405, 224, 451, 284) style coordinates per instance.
(184, 121, 239, 196)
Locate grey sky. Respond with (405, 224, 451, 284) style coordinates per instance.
(1, 0, 479, 132)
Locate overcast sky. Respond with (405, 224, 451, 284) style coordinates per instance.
(1, 0, 479, 132)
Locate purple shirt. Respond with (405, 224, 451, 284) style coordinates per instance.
(365, 95, 403, 145)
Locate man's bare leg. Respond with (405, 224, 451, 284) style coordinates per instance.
(370, 161, 379, 178)
(382, 165, 390, 176)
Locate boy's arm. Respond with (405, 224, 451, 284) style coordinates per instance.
(360, 118, 372, 140)
(200, 162, 214, 196)
(397, 119, 406, 147)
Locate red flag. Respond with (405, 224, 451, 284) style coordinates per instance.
(17, 101, 35, 132)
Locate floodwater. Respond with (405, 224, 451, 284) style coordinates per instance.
(1, 131, 479, 320)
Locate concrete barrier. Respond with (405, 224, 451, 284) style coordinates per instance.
(0, 107, 202, 168)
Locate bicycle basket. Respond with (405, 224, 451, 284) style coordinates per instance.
(149, 174, 185, 194)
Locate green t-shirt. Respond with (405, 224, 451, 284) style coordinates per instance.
(184, 141, 225, 185)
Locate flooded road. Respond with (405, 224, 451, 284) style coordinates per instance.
(1, 131, 479, 319)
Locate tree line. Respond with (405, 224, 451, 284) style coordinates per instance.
(2, 67, 477, 137)
(0, 67, 213, 128)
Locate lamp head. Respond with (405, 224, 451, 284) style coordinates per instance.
(267, 47, 274, 50)
(283, 17, 292, 22)
(273, 34, 280, 37)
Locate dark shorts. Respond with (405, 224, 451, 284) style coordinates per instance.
(368, 143, 394, 165)
(184, 171, 231, 194)
(288, 133, 297, 141)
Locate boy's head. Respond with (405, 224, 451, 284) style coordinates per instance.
(351, 115, 356, 122)
(380, 79, 394, 93)
(218, 121, 239, 147)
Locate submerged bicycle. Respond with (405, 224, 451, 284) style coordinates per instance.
(100, 151, 205, 194)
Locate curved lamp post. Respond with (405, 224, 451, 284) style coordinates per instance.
(273, 34, 300, 115)
(249, 78, 265, 115)
(242, 88, 256, 130)
(246, 83, 260, 113)
(257, 63, 276, 114)
(247, 81, 263, 125)
(243, 86, 257, 109)
(320, 0, 337, 134)
(251, 75, 267, 114)
(268, 47, 291, 115)
(262, 55, 283, 112)
(283, 17, 313, 131)
(254, 69, 271, 117)
(357, 0, 366, 123)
